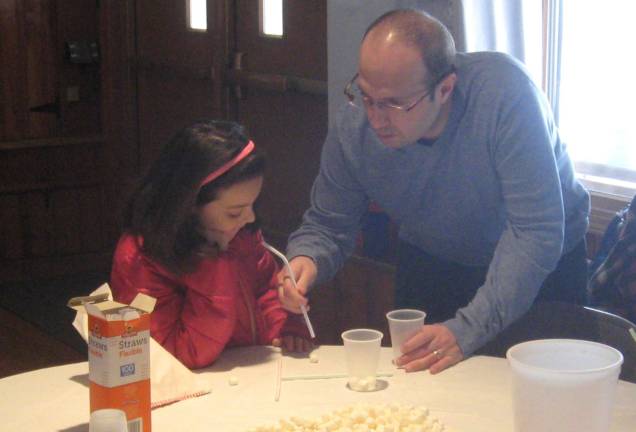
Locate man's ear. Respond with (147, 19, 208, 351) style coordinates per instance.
(438, 72, 457, 103)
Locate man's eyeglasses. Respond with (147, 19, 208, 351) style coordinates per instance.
(343, 67, 455, 114)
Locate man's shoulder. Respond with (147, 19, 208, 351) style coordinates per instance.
(455, 51, 537, 106)
(458, 51, 525, 72)
(457, 51, 531, 85)
(334, 103, 367, 137)
(326, 103, 374, 156)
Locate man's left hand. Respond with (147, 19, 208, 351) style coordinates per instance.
(394, 324, 464, 374)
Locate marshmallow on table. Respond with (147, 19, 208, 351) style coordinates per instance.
(247, 402, 447, 432)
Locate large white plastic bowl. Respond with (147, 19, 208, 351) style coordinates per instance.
(506, 339, 623, 432)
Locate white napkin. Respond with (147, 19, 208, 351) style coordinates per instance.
(71, 283, 211, 408)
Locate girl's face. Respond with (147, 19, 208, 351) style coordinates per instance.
(196, 176, 263, 250)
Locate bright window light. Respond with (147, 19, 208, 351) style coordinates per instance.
(559, 0, 636, 183)
(519, 0, 542, 88)
(188, 0, 207, 31)
(261, 0, 283, 37)
(463, 0, 636, 196)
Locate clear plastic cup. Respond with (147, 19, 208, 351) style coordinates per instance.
(386, 309, 426, 360)
(506, 339, 623, 432)
(89, 408, 128, 432)
(341, 328, 383, 392)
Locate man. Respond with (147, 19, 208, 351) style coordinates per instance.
(280, 9, 590, 373)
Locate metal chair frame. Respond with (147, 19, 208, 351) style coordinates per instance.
(476, 301, 636, 383)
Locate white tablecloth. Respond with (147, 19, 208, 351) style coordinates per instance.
(2, 346, 635, 431)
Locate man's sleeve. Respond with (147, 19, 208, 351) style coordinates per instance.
(445, 76, 566, 355)
(286, 119, 369, 285)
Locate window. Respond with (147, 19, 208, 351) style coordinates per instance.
(260, 0, 283, 37)
(558, 0, 636, 197)
(188, 0, 207, 31)
(464, 0, 636, 201)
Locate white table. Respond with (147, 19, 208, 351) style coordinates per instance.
(2, 346, 635, 431)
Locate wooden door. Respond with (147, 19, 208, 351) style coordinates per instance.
(0, 0, 107, 282)
(225, 0, 328, 245)
(134, 0, 220, 172)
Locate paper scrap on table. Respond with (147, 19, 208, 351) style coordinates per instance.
(71, 283, 211, 408)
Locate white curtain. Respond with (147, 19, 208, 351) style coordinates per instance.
(461, 0, 545, 102)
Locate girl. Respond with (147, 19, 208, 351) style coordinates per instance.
(110, 120, 311, 369)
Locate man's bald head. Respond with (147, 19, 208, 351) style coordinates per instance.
(362, 9, 456, 90)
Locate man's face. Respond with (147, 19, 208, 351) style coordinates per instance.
(357, 36, 453, 149)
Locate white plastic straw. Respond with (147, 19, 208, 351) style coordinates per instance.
(274, 357, 282, 402)
(262, 241, 316, 339)
(281, 372, 393, 381)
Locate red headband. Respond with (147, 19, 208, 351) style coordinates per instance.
(199, 140, 255, 187)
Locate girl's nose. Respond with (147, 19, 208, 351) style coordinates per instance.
(244, 206, 256, 224)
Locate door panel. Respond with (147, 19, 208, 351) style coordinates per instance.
(57, 0, 101, 136)
(0, 195, 23, 260)
(240, 91, 327, 234)
(25, 191, 50, 257)
(0, 0, 107, 283)
(230, 0, 328, 242)
(135, 0, 219, 171)
(234, 0, 326, 78)
(0, 0, 58, 140)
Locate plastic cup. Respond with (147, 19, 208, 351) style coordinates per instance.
(341, 328, 383, 392)
(89, 408, 128, 432)
(506, 339, 623, 432)
(386, 309, 426, 360)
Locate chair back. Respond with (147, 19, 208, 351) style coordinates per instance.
(476, 301, 636, 383)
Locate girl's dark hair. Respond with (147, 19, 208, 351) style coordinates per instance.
(124, 120, 265, 273)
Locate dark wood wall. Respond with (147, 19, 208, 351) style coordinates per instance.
(1, 0, 108, 281)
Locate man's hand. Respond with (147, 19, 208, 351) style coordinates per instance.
(277, 256, 317, 313)
(394, 324, 464, 374)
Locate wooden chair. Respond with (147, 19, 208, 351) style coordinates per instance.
(309, 256, 396, 346)
(476, 301, 636, 383)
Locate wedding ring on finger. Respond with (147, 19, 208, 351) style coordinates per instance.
(432, 349, 444, 359)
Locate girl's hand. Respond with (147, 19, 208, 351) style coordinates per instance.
(272, 335, 313, 352)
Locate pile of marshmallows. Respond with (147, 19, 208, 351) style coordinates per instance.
(348, 376, 378, 392)
(247, 403, 447, 432)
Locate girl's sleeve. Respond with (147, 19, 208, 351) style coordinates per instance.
(110, 236, 235, 369)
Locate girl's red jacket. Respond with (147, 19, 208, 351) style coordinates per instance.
(110, 229, 307, 369)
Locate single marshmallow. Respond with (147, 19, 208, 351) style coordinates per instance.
(364, 376, 377, 391)
(228, 376, 239, 386)
(309, 352, 319, 363)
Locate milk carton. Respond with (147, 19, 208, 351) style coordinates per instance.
(83, 293, 155, 432)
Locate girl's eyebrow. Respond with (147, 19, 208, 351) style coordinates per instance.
(225, 203, 250, 209)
